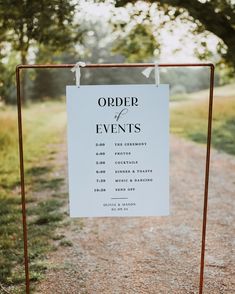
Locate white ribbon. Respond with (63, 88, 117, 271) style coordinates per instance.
(71, 61, 86, 87)
(142, 62, 160, 86)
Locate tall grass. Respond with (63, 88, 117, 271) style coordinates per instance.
(171, 96, 235, 155)
(0, 109, 19, 189)
(0, 101, 67, 293)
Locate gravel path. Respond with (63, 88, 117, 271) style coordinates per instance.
(35, 136, 235, 294)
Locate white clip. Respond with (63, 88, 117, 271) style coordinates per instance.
(154, 63, 160, 87)
(71, 61, 86, 87)
(142, 62, 160, 86)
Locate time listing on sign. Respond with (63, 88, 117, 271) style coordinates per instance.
(66, 84, 169, 217)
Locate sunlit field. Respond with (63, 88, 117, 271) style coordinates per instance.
(0, 101, 67, 293)
(171, 84, 235, 155)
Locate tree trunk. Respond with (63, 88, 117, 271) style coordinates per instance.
(20, 51, 27, 104)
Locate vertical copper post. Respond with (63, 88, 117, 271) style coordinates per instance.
(16, 66, 30, 294)
(199, 64, 215, 294)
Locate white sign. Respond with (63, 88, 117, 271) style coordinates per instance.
(66, 84, 169, 217)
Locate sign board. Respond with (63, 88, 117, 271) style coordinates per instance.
(66, 84, 169, 217)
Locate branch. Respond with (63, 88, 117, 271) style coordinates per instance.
(160, 0, 235, 46)
(115, 0, 235, 66)
(0, 283, 11, 294)
(116, 0, 234, 41)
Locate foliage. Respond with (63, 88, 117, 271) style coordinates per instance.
(0, 52, 19, 104)
(115, 0, 235, 69)
(161, 68, 220, 92)
(30, 46, 80, 101)
(113, 23, 159, 62)
(0, 0, 80, 103)
(0, 0, 77, 62)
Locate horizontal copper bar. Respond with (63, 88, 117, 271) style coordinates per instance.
(16, 63, 214, 70)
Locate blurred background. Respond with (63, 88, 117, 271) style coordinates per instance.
(0, 1, 234, 293)
(0, 0, 234, 104)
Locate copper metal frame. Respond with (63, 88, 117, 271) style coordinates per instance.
(16, 63, 214, 294)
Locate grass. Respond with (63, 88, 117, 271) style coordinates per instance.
(59, 239, 73, 247)
(170, 93, 188, 102)
(188, 83, 235, 100)
(170, 87, 235, 155)
(0, 101, 67, 293)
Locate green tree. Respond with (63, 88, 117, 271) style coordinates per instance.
(31, 45, 79, 100)
(115, 0, 235, 68)
(0, 0, 78, 102)
(113, 23, 160, 62)
(0, 52, 18, 104)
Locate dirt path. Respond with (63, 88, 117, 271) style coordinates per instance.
(35, 136, 235, 294)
